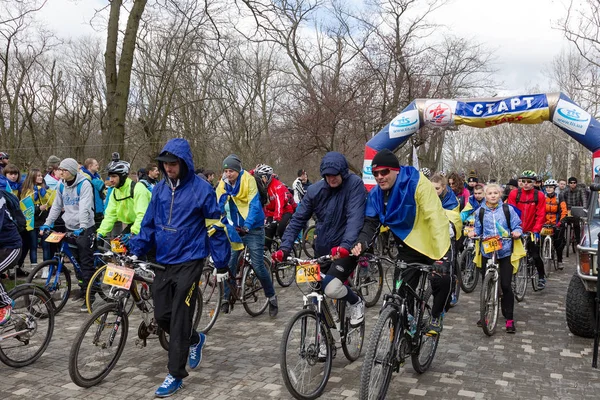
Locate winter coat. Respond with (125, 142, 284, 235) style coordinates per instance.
(473, 201, 522, 258)
(97, 178, 152, 236)
(44, 173, 95, 231)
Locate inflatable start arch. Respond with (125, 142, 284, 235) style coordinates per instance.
(363, 92, 600, 189)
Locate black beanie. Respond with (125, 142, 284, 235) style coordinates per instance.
(223, 154, 242, 172)
(371, 149, 400, 170)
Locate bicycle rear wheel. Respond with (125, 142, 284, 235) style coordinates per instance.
(339, 300, 365, 361)
(280, 308, 332, 400)
(566, 224, 571, 258)
(157, 288, 202, 351)
(530, 259, 540, 292)
(542, 236, 552, 278)
(480, 272, 499, 336)
(459, 249, 478, 293)
(302, 225, 316, 258)
(0, 285, 55, 367)
(275, 260, 297, 287)
(198, 265, 223, 334)
(68, 302, 129, 387)
(411, 287, 439, 373)
(356, 256, 384, 308)
(513, 258, 527, 302)
(359, 306, 398, 400)
(26, 260, 71, 314)
(241, 262, 269, 317)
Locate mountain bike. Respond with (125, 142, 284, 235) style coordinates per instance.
(541, 224, 558, 276)
(265, 232, 299, 288)
(513, 232, 540, 302)
(459, 234, 478, 293)
(354, 253, 384, 308)
(564, 217, 579, 258)
(374, 226, 398, 260)
(477, 236, 513, 336)
(197, 246, 271, 334)
(26, 231, 113, 313)
(0, 283, 55, 368)
(280, 255, 365, 400)
(69, 258, 200, 387)
(359, 260, 439, 400)
(302, 224, 316, 258)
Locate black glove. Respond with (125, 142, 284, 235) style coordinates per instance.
(235, 226, 249, 237)
(268, 221, 278, 230)
(216, 267, 229, 274)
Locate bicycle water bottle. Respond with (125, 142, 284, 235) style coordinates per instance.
(407, 314, 417, 336)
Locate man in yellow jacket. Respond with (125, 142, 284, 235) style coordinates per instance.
(97, 161, 151, 244)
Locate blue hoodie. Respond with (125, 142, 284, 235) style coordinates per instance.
(281, 152, 366, 256)
(473, 200, 522, 259)
(129, 138, 231, 267)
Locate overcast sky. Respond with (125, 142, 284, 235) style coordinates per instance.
(40, 0, 572, 96)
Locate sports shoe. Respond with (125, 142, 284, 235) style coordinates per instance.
(0, 304, 12, 326)
(348, 299, 365, 326)
(269, 295, 279, 318)
(537, 278, 546, 290)
(15, 267, 28, 278)
(220, 301, 230, 314)
(188, 332, 206, 369)
(450, 293, 458, 306)
(506, 319, 516, 334)
(557, 262, 564, 270)
(428, 316, 443, 335)
(80, 301, 88, 312)
(476, 320, 482, 328)
(155, 374, 183, 398)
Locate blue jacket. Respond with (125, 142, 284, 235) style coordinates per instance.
(0, 193, 22, 249)
(473, 201, 522, 259)
(129, 138, 231, 267)
(281, 152, 366, 256)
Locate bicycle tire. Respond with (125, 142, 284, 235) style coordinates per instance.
(158, 327, 169, 351)
(551, 245, 559, 271)
(359, 306, 398, 400)
(302, 225, 316, 258)
(280, 308, 332, 400)
(198, 265, 223, 334)
(459, 248, 478, 293)
(275, 260, 296, 287)
(158, 289, 202, 351)
(542, 236, 551, 278)
(68, 302, 129, 388)
(566, 224, 571, 258)
(357, 256, 384, 308)
(0, 285, 55, 367)
(339, 300, 365, 361)
(411, 287, 439, 373)
(513, 258, 527, 302)
(241, 262, 269, 317)
(529, 258, 540, 292)
(26, 260, 71, 314)
(85, 264, 137, 316)
(480, 272, 499, 336)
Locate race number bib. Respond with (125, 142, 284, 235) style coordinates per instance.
(110, 240, 127, 254)
(296, 263, 322, 283)
(482, 237, 503, 253)
(102, 263, 135, 290)
(45, 232, 66, 243)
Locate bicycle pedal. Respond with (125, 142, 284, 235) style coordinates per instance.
(135, 338, 147, 348)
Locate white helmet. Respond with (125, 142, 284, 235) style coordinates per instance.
(544, 178, 558, 187)
(255, 164, 274, 182)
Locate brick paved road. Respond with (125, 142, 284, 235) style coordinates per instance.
(1, 259, 600, 400)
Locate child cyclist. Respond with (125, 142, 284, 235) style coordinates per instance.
(468, 183, 522, 334)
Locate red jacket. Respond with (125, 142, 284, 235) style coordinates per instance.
(265, 177, 294, 221)
(507, 188, 546, 233)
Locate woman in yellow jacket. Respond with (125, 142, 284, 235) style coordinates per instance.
(96, 161, 151, 245)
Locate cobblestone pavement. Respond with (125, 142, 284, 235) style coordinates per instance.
(1, 258, 600, 400)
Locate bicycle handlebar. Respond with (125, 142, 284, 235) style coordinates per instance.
(469, 236, 514, 241)
(130, 259, 166, 271)
(286, 255, 332, 264)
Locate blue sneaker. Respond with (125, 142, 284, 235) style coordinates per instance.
(155, 374, 183, 398)
(538, 278, 546, 290)
(450, 293, 458, 306)
(188, 332, 206, 369)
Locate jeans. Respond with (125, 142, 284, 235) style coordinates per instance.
(224, 227, 275, 300)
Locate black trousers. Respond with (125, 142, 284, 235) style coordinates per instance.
(72, 226, 97, 288)
(153, 259, 204, 379)
(265, 212, 292, 251)
(526, 239, 545, 279)
(480, 255, 514, 320)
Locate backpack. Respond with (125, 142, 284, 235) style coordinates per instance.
(112, 181, 137, 202)
(515, 188, 539, 205)
(59, 179, 103, 219)
(479, 203, 512, 234)
(0, 190, 26, 233)
(254, 175, 269, 206)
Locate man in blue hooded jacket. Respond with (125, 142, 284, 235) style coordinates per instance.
(273, 152, 367, 326)
(129, 138, 231, 398)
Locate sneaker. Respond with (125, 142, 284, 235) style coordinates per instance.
(15, 267, 28, 278)
(428, 316, 443, 335)
(348, 299, 365, 326)
(506, 319, 516, 334)
(72, 290, 85, 302)
(188, 332, 206, 369)
(558, 262, 564, 270)
(0, 305, 12, 326)
(155, 374, 183, 398)
(269, 296, 279, 318)
(450, 293, 458, 306)
(476, 320, 482, 328)
(79, 301, 88, 312)
(220, 301, 230, 314)
(537, 278, 546, 290)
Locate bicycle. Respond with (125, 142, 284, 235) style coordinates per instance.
(564, 217, 579, 258)
(359, 260, 439, 400)
(265, 232, 300, 288)
(69, 258, 200, 387)
(374, 226, 398, 260)
(512, 232, 540, 302)
(0, 283, 55, 368)
(459, 234, 478, 293)
(354, 253, 384, 308)
(26, 231, 113, 313)
(197, 246, 271, 334)
(541, 224, 558, 276)
(280, 255, 365, 400)
(476, 236, 514, 336)
(302, 224, 316, 258)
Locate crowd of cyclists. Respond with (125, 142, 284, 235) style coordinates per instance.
(0, 142, 590, 397)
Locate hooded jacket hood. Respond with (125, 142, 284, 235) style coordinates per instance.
(157, 138, 195, 187)
(319, 152, 350, 181)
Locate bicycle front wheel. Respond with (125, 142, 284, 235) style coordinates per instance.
(241, 262, 269, 317)
(359, 306, 398, 400)
(542, 236, 552, 278)
(0, 285, 55, 367)
(280, 308, 332, 400)
(357, 256, 384, 308)
(275, 260, 297, 288)
(302, 225, 316, 258)
(530, 259, 540, 292)
(68, 302, 129, 387)
(480, 272, 499, 336)
(26, 260, 71, 314)
(411, 288, 439, 373)
(198, 265, 223, 334)
(459, 249, 478, 293)
(339, 300, 365, 361)
(513, 258, 527, 302)
(85, 265, 136, 316)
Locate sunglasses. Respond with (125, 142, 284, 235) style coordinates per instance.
(372, 169, 391, 178)
(518, 179, 534, 184)
(569, 181, 577, 184)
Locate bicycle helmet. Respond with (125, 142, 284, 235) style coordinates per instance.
(107, 161, 130, 188)
(519, 170, 537, 180)
(255, 164, 274, 183)
(420, 167, 431, 178)
(544, 179, 558, 187)
(0, 152, 9, 160)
